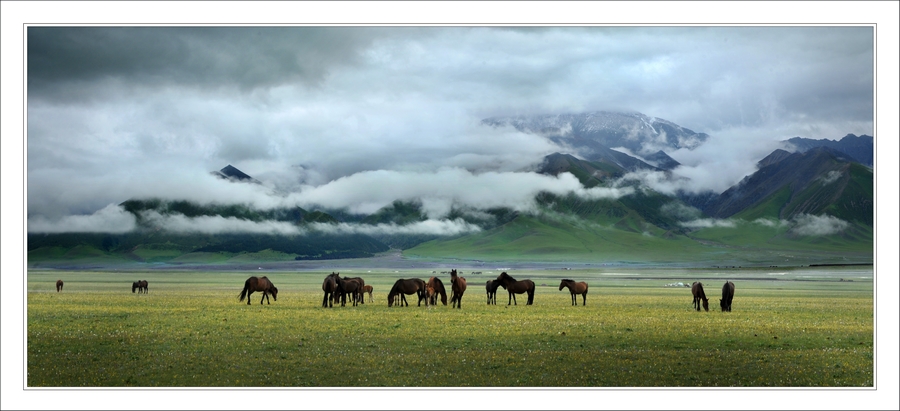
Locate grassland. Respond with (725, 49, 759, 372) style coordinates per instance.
(26, 266, 873, 387)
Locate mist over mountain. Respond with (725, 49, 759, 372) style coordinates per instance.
(27, 110, 873, 267)
(483, 111, 710, 159)
(783, 134, 873, 167)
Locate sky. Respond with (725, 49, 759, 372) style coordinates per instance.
(25, 25, 875, 234)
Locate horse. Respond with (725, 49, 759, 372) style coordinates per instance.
(450, 269, 467, 309)
(56, 280, 64, 292)
(427, 277, 448, 306)
(132, 280, 148, 294)
(691, 282, 709, 312)
(485, 279, 500, 305)
(322, 272, 340, 308)
(239, 276, 278, 305)
(495, 272, 535, 305)
(387, 278, 426, 307)
(362, 285, 374, 303)
(720, 281, 735, 312)
(559, 279, 589, 306)
(425, 284, 435, 306)
(336, 276, 363, 307)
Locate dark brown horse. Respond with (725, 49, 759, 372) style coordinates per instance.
(559, 279, 589, 306)
(691, 282, 709, 312)
(322, 272, 340, 308)
(495, 272, 535, 305)
(720, 281, 735, 312)
(56, 279, 64, 292)
(239, 276, 278, 305)
(349, 277, 367, 305)
(336, 276, 363, 307)
(485, 279, 499, 305)
(427, 277, 447, 306)
(132, 280, 148, 294)
(450, 269, 467, 309)
(387, 278, 426, 307)
(362, 285, 374, 303)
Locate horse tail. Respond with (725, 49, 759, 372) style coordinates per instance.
(527, 281, 535, 305)
(239, 278, 250, 302)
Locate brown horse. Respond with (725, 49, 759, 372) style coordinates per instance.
(427, 277, 448, 306)
(450, 269, 467, 309)
(495, 272, 535, 305)
(132, 280, 148, 294)
(336, 276, 363, 307)
(387, 278, 426, 307)
(691, 282, 709, 312)
(720, 281, 735, 312)
(56, 279, 64, 292)
(485, 279, 499, 305)
(322, 272, 340, 308)
(239, 276, 278, 305)
(362, 285, 374, 303)
(559, 279, 588, 306)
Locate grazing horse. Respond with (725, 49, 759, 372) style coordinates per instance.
(449, 269, 467, 309)
(495, 272, 535, 305)
(427, 277, 448, 306)
(239, 276, 278, 305)
(559, 279, 589, 306)
(485, 279, 500, 305)
(691, 282, 709, 312)
(56, 280, 64, 292)
(322, 272, 340, 308)
(387, 278, 426, 307)
(344, 277, 367, 305)
(720, 281, 735, 312)
(132, 280, 148, 294)
(336, 276, 363, 307)
(362, 285, 374, 303)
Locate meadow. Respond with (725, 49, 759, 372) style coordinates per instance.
(26, 265, 874, 387)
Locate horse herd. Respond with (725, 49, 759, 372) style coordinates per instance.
(691, 281, 735, 312)
(53, 274, 736, 312)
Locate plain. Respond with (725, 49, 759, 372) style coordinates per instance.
(26, 266, 873, 387)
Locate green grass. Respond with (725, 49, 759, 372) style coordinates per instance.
(27, 267, 873, 387)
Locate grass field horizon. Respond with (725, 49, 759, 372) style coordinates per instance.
(26, 265, 874, 388)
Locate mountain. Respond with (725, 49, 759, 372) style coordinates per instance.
(213, 164, 258, 183)
(482, 110, 709, 158)
(783, 134, 873, 166)
(703, 146, 873, 224)
(27, 113, 874, 267)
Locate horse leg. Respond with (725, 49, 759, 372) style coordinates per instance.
(582, 292, 586, 306)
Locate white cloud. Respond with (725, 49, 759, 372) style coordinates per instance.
(140, 211, 304, 235)
(820, 170, 843, 185)
(310, 219, 482, 236)
(680, 218, 737, 228)
(27, 204, 136, 233)
(791, 213, 849, 236)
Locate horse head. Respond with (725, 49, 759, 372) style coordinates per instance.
(271, 287, 278, 301)
(132, 282, 138, 293)
(702, 297, 709, 311)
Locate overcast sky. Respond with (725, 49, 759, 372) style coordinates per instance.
(26, 26, 875, 233)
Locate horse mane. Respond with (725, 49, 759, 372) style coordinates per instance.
(501, 272, 516, 281)
(561, 278, 573, 282)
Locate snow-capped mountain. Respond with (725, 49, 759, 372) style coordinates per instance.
(482, 111, 709, 158)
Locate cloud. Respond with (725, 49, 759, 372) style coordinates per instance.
(284, 168, 632, 218)
(25, 26, 874, 228)
(140, 211, 304, 235)
(680, 218, 737, 229)
(820, 170, 843, 185)
(791, 214, 849, 236)
(752, 218, 789, 228)
(27, 204, 137, 233)
(310, 219, 482, 236)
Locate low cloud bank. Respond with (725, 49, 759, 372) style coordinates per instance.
(28, 204, 137, 233)
(791, 213, 849, 236)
